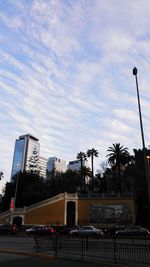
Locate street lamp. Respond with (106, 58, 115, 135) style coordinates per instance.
(133, 67, 150, 203)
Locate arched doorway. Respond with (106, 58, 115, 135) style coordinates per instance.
(66, 201, 76, 226)
(13, 216, 22, 227)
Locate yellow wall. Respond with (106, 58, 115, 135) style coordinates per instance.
(25, 199, 65, 225)
(0, 195, 137, 227)
(0, 215, 11, 224)
(78, 198, 137, 226)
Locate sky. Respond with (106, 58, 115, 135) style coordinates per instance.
(0, 0, 150, 193)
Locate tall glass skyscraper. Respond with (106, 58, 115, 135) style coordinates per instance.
(11, 134, 40, 181)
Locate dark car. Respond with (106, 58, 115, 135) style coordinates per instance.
(106, 224, 127, 235)
(116, 225, 150, 236)
(26, 225, 56, 236)
(58, 226, 80, 236)
(0, 224, 17, 235)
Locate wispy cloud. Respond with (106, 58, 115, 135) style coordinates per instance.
(0, 0, 150, 191)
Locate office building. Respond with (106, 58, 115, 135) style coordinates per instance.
(47, 157, 67, 174)
(11, 134, 40, 180)
(39, 156, 47, 179)
(67, 159, 88, 171)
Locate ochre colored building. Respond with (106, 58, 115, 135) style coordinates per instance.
(0, 192, 137, 227)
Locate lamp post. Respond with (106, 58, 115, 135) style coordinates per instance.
(133, 67, 150, 204)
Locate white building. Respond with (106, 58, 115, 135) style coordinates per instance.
(39, 156, 47, 179)
(47, 157, 67, 174)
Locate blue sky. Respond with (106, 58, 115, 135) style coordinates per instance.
(0, 0, 150, 193)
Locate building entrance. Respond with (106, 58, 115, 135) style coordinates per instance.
(13, 216, 22, 227)
(66, 201, 75, 226)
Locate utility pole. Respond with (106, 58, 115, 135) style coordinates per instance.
(133, 67, 150, 204)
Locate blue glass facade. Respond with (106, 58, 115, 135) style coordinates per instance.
(11, 139, 25, 178)
(11, 134, 39, 181)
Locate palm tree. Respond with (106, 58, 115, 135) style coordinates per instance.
(87, 148, 99, 192)
(106, 143, 131, 193)
(81, 166, 91, 193)
(76, 152, 87, 192)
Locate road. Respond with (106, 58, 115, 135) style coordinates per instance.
(0, 236, 34, 252)
(0, 235, 150, 266)
(0, 252, 106, 267)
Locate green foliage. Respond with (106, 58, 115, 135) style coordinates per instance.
(76, 152, 87, 162)
(76, 152, 87, 192)
(106, 143, 131, 193)
(1, 169, 81, 211)
(1, 182, 15, 211)
(107, 143, 131, 167)
(86, 148, 99, 192)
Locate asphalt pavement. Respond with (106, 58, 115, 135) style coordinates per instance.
(0, 252, 120, 267)
(0, 236, 149, 267)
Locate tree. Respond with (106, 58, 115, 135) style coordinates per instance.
(28, 146, 39, 174)
(106, 143, 131, 193)
(0, 171, 3, 180)
(81, 166, 91, 193)
(87, 148, 99, 192)
(123, 148, 149, 225)
(55, 170, 81, 194)
(1, 182, 15, 211)
(76, 152, 87, 193)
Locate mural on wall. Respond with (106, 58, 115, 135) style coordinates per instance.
(89, 204, 132, 224)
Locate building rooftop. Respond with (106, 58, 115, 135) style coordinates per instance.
(19, 134, 39, 141)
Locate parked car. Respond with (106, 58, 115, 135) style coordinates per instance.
(69, 225, 103, 236)
(116, 225, 150, 236)
(58, 226, 80, 235)
(106, 224, 128, 235)
(26, 225, 56, 236)
(0, 224, 17, 235)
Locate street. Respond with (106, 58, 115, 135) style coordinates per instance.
(0, 236, 35, 252)
(0, 236, 150, 267)
(0, 252, 105, 267)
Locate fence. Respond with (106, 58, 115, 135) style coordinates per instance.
(34, 234, 150, 265)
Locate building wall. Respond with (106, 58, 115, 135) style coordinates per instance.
(0, 194, 137, 227)
(0, 211, 11, 224)
(78, 198, 137, 226)
(39, 156, 47, 179)
(25, 199, 65, 225)
(47, 157, 67, 174)
(67, 159, 89, 171)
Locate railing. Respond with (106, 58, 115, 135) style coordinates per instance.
(78, 192, 135, 198)
(34, 235, 150, 265)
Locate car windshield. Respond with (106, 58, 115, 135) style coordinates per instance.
(126, 226, 142, 230)
(32, 225, 43, 229)
(81, 226, 92, 230)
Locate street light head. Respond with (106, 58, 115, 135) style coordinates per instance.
(133, 67, 138, 76)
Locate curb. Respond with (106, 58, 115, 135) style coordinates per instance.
(0, 248, 55, 260)
(0, 248, 128, 267)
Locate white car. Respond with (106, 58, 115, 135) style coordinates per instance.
(69, 225, 103, 236)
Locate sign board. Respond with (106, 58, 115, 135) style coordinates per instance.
(10, 197, 15, 210)
(89, 204, 132, 224)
